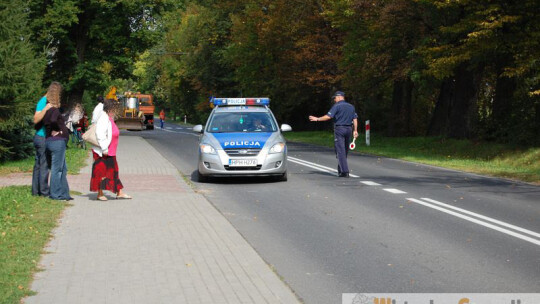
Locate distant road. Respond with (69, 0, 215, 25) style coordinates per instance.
(129, 123, 540, 304)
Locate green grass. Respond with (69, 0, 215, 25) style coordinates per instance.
(0, 186, 66, 303)
(0, 141, 89, 175)
(0, 141, 88, 303)
(284, 131, 540, 184)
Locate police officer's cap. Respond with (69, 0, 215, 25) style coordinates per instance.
(333, 91, 345, 97)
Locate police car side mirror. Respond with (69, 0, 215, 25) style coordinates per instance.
(193, 125, 204, 133)
(280, 124, 292, 132)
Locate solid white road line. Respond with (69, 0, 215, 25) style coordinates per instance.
(361, 181, 382, 186)
(421, 197, 540, 239)
(407, 198, 540, 246)
(383, 188, 407, 194)
(288, 156, 360, 178)
(288, 158, 333, 174)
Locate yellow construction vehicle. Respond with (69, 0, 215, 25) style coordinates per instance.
(105, 86, 145, 130)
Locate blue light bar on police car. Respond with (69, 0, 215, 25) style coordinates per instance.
(211, 97, 270, 106)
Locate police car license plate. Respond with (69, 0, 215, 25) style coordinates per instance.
(229, 159, 257, 167)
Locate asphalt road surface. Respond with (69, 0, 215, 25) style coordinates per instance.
(125, 123, 539, 304)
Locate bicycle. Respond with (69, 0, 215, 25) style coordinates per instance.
(71, 124, 86, 150)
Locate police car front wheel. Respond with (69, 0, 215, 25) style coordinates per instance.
(276, 171, 288, 182)
(197, 170, 210, 183)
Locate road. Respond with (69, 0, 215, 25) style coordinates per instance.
(126, 123, 540, 304)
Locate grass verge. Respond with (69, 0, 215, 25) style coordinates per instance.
(0, 186, 66, 303)
(0, 141, 89, 175)
(284, 131, 540, 184)
(164, 120, 194, 127)
(0, 140, 87, 303)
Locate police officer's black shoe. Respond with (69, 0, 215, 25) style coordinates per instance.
(338, 172, 349, 178)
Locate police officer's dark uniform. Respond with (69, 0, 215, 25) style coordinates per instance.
(309, 91, 358, 177)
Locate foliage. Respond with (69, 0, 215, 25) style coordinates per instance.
(0, 117, 36, 162)
(154, 1, 236, 123)
(417, 0, 540, 142)
(17, 0, 538, 145)
(0, 1, 45, 161)
(150, 0, 539, 144)
(28, 0, 179, 106)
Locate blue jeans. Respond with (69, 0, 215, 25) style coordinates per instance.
(32, 135, 50, 196)
(46, 139, 71, 200)
(334, 126, 352, 174)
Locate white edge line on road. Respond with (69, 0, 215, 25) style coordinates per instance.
(288, 156, 359, 178)
(288, 158, 333, 174)
(361, 181, 381, 186)
(383, 188, 407, 194)
(421, 197, 540, 239)
(407, 198, 540, 246)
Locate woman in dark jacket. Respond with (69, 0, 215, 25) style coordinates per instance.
(42, 87, 72, 200)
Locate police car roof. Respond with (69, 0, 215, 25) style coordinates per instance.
(214, 106, 270, 113)
(211, 97, 270, 106)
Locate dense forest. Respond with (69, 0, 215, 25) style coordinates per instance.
(1, 0, 539, 161)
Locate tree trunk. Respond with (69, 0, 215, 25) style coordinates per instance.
(67, 1, 90, 107)
(388, 78, 414, 136)
(448, 64, 482, 138)
(427, 78, 454, 136)
(428, 64, 482, 138)
(536, 100, 540, 145)
(491, 74, 516, 136)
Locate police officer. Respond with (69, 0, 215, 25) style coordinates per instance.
(309, 91, 358, 177)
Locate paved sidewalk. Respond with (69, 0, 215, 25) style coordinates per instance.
(21, 136, 299, 304)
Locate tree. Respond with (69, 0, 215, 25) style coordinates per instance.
(326, 0, 433, 136)
(28, 0, 176, 107)
(0, 0, 45, 161)
(224, 0, 343, 128)
(418, 0, 540, 142)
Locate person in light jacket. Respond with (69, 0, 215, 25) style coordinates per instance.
(90, 99, 131, 201)
(91, 96, 104, 124)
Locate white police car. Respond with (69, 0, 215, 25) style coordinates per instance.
(193, 98, 292, 182)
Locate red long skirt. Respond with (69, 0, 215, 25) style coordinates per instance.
(90, 151, 124, 192)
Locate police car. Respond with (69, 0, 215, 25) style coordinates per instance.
(193, 97, 292, 182)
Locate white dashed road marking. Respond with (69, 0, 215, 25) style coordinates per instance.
(383, 188, 407, 194)
(361, 181, 381, 186)
(407, 198, 540, 246)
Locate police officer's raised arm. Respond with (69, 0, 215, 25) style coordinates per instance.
(309, 115, 331, 122)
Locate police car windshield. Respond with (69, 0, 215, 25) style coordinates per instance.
(207, 112, 277, 133)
